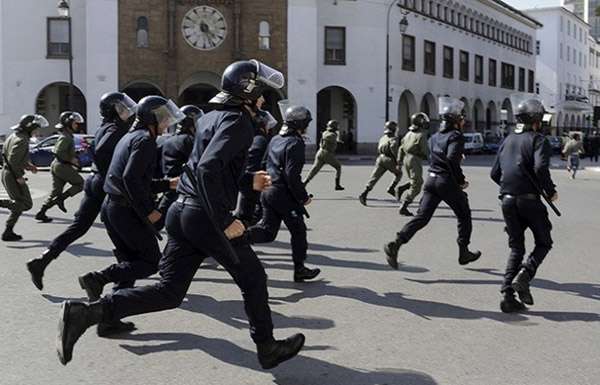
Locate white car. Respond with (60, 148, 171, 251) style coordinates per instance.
(463, 132, 484, 154)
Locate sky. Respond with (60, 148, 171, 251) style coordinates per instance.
(503, 0, 561, 10)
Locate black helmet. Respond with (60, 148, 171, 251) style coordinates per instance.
(178, 105, 204, 134)
(135, 96, 185, 128)
(254, 110, 278, 134)
(210, 59, 285, 105)
(327, 120, 339, 132)
(384, 121, 397, 135)
(438, 97, 465, 131)
(410, 112, 430, 131)
(283, 106, 312, 133)
(56, 111, 85, 131)
(11, 114, 49, 133)
(100, 92, 137, 121)
(511, 94, 545, 125)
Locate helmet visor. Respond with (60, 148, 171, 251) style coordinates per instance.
(261, 111, 278, 130)
(251, 59, 285, 89)
(71, 112, 85, 124)
(438, 97, 465, 116)
(33, 115, 49, 128)
(114, 93, 137, 120)
(278, 99, 290, 121)
(154, 99, 186, 128)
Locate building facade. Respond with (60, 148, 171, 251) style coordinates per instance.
(0, 0, 118, 136)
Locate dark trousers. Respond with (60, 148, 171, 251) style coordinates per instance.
(48, 174, 104, 257)
(247, 187, 308, 270)
(235, 190, 262, 225)
(101, 201, 274, 344)
(396, 175, 473, 247)
(99, 197, 161, 286)
(500, 196, 553, 293)
(155, 190, 178, 231)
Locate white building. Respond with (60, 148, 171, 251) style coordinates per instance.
(527, 7, 595, 134)
(0, 0, 118, 137)
(288, 0, 540, 153)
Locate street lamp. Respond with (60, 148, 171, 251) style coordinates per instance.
(385, 1, 409, 122)
(57, 0, 74, 112)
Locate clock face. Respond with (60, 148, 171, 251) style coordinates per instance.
(182, 6, 227, 51)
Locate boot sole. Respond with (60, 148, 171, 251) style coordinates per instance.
(26, 261, 44, 291)
(260, 334, 306, 370)
(459, 252, 482, 266)
(293, 270, 321, 283)
(97, 322, 137, 338)
(384, 245, 399, 270)
(500, 301, 527, 313)
(512, 282, 534, 305)
(78, 276, 101, 302)
(57, 301, 71, 365)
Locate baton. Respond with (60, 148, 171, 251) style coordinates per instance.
(517, 162, 561, 217)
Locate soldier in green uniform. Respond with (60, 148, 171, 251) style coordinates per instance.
(303, 120, 345, 190)
(0, 115, 49, 241)
(398, 113, 430, 216)
(358, 121, 408, 206)
(35, 112, 85, 223)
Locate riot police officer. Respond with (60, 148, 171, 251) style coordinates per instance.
(247, 103, 320, 282)
(491, 94, 557, 313)
(35, 112, 85, 223)
(26, 92, 136, 291)
(358, 121, 407, 206)
(303, 120, 344, 190)
(155, 104, 203, 230)
(0, 114, 48, 240)
(398, 113, 430, 216)
(56, 60, 305, 369)
(384, 97, 481, 269)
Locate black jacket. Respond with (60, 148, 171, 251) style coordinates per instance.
(92, 120, 128, 178)
(246, 134, 269, 173)
(178, 107, 255, 230)
(266, 132, 309, 205)
(161, 132, 194, 177)
(491, 130, 556, 197)
(428, 129, 466, 185)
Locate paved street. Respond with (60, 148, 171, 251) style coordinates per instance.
(1, 156, 599, 385)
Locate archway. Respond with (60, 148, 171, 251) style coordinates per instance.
(420, 92, 438, 132)
(576, 115, 582, 130)
(460, 97, 471, 131)
(473, 99, 484, 133)
(501, 98, 514, 135)
(570, 115, 576, 131)
(398, 90, 417, 135)
(556, 111, 562, 135)
(563, 114, 570, 132)
(486, 101, 497, 135)
(35, 82, 87, 135)
(122, 81, 164, 102)
(316, 86, 357, 154)
(178, 84, 220, 112)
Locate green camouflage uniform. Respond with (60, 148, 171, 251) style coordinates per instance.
(364, 134, 402, 193)
(398, 127, 428, 203)
(304, 128, 342, 186)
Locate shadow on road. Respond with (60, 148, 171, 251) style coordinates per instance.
(257, 254, 429, 273)
(432, 215, 505, 223)
(118, 333, 439, 385)
(258, 240, 378, 254)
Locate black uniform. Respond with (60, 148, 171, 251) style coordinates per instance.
(98, 107, 274, 344)
(247, 132, 310, 269)
(491, 130, 555, 294)
(395, 129, 473, 247)
(235, 133, 269, 224)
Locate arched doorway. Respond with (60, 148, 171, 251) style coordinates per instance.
(486, 101, 497, 135)
(576, 115, 582, 130)
(473, 99, 484, 133)
(122, 81, 164, 102)
(570, 115, 576, 131)
(178, 84, 220, 112)
(501, 98, 514, 135)
(316, 86, 357, 154)
(563, 114, 570, 132)
(398, 90, 417, 135)
(556, 111, 562, 135)
(35, 82, 87, 135)
(420, 92, 438, 132)
(459, 97, 471, 131)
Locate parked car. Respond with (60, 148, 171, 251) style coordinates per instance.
(483, 135, 503, 154)
(463, 132, 484, 154)
(547, 136, 562, 154)
(29, 134, 94, 167)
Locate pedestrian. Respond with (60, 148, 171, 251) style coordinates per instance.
(383, 97, 481, 269)
(26, 92, 136, 290)
(358, 121, 407, 206)
(563, 133, 584, 179)
(590, 132, 599, 162)
(247, 104, 320, 282)
(491, 94, 557, 313)
(56, 60, 305, 369)
(398, 113, 430, 216)
(0, 115, 48, 241)
(303, 120, 344, 190)
(34, 112, 85, 223)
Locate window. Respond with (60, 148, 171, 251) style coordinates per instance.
(528, 70, 535, 93)
(459, 50, 469, 81)
(568, 46, 571, 61)
(475, 55, 483, 84)
(560, 43, 563, 59)
(136, 16, 149, 48)
(258, 21, 270, 50)
(560, 15, 563, 32)
(325, 27, 345, 65)
(402, 34, 416, 71)
(489, 58, 497, 87)
(443, 46, 454, 78)
(518, 67, 526, 92)
(568, 20, 571, 36)
(501, 62, 515, 89)
(424, 40, 436, 75)
(47, 18, 70, 58)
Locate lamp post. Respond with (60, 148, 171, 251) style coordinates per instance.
(57, 0, 74, 111)
(385, 1, 409, 122)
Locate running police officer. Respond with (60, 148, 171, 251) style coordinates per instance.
(74, 96, 182, 337)
(56, 60, 305, 369)
(35, 112, 85, 223)
(398, 113, 430, 216)
(303, 120, 345, 190)
(491, 94, 557, 313)
(247, 102, 320, 282)
(26, 92, 136, 290)
(155, 104, 203, 230)
(0, 114, 48, 241)
(358, 121, 406, 206)
(384, 97, 481, 269)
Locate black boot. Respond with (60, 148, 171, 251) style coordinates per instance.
(35, 208, 53, 223)
(97, 320, 136, 338)
(293, 266, 321, 282)
(395, 183, 411, 200)
(358, 191, 368, 206)
(334, 178, 345, 191)
(57, 300, 104, 365)
(458, 245, 481, 265)
(386, 186, 397, 198)
(384, 241, 401, 270)
(500, 292, 527, 313)
(2, 227, 22, 241)
(256, 333, 305, 370)
(78, 272, 107, 301)
(399, 201, 413, 216)
(512, 268, 534, 305)
(26, 249, 58, 290)
(54, 195, 68, 213)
